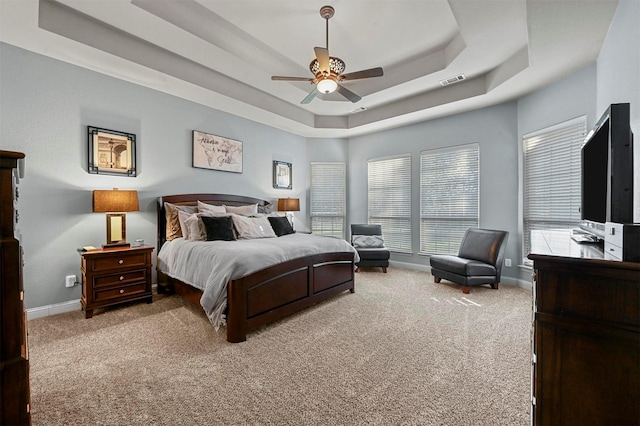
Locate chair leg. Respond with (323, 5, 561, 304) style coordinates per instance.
(461, 286, 471, 294)
(382, 267, 387, 273)
(490, 282, 499, 290)
(434, 276, 441, 283)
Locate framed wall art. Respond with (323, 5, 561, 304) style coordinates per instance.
(88, 126, 137, 176)
(192, 130, 243, 173)
(273, 160, 292, 189)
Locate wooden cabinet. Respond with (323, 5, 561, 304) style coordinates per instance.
(529, 230, 640, 425)
(81, 246, 153, 318)
(0, 150, 30, 425)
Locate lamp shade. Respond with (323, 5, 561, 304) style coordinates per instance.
(93, 189, 139, 213)
(278, 198, 300, 212)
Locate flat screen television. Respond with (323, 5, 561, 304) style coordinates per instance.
(580, 103, 634, 238)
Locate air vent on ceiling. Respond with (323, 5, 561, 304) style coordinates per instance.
(349, 106, 367, 114)
(439, 74, 466, 86)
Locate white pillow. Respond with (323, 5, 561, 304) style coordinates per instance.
(352, 235, 385, 248)
(225, 203, 258, 216)
(197, 201, 226, 214)
(184, 214, 206, 241)
(177, 209, 192, 240)
(231, 214, 276, 239)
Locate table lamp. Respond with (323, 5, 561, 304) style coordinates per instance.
(93, 188, 139, 248)
(277, 198, 300, 229)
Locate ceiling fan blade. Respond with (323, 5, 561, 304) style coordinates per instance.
(314, 47, 330, 74)
(301, 88, 318, 104)
(340, 67, 384, 81)
(271, 76, 314, 82)
(336, 84, 361, 103)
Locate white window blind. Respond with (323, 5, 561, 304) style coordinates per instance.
(368, 155, 412, 252)
(420, 144, 479, 255)
(523, 117, 586, 261)
(310, 162, 346, 238)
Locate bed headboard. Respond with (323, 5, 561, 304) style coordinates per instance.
(157, 193, 272, 248)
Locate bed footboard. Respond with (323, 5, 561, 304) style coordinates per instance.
(226, 252, 355, 343)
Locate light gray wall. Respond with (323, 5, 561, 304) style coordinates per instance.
(2, 0, 636, 310)
(348, 102, 521, 278)
(516, 65, 598, 281)
(306, 138, 349, 236)
(596, 0, 640, 222)
(0, 42, 309, 309)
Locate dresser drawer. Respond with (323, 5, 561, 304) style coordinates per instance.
(87, 252, 148, 272)
(604, 241, 622, 261)
(93, 270, 147, 288)
(605, 222, 624, 247)
(94, 282, 148, 302)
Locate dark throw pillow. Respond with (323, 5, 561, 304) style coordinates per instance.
(268, 216, 295, 237)
(201, 216, 236, 241)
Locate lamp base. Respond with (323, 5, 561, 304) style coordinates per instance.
(102, 241, 130, 250)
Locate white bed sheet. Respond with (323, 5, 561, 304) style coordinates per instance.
(157, 233, 359, 329)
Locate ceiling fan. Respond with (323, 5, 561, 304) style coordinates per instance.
(271, 5, 384, 104)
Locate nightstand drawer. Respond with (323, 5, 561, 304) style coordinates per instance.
(88, 252, 148, 272)
(93, 270, 147, 288)
(94, 282, 148, 302)
(80, 246, 154, 319)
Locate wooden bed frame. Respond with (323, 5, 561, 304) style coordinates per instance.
(156, 193, 355, 343)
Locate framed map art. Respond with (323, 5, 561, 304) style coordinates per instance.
(192, 130, 243, 173)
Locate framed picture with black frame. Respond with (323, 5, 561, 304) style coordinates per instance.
(273, 160, 292, 189)
(87, 126, 137, 177)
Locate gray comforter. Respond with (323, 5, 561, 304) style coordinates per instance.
(157, 233, 359, 329)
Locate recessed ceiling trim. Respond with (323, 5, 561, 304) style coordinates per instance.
(38, 0, 314, 127)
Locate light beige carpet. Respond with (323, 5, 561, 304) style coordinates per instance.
(28, 268, 532, 425)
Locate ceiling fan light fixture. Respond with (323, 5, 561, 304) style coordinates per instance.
(317, 78, 338, 94)
(310, 57, 346, 76)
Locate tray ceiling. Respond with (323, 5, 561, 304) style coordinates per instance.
(0, 0, 619, 137)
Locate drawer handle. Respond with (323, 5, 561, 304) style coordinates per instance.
(120, 276, 124, 281)
(118, 259, 124, 264)
(119, 289, 125, 294)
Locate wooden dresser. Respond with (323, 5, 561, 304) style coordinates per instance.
(81, 246, 153, 318)
(529, 230, 640, 425)
(0, 150, 31, 425)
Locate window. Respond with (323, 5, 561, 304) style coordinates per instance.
(310, 162, 346, 238)
(523, 117, 586, 262)
(420, 144, 479, 255)
(368, 155, 411, 252)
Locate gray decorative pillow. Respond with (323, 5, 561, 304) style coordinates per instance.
(197, 200, 226, 214)
(225, 203, 258, 216)
(231, 214, 276, 239)
(352, 235, 384, 248)
(257, 203, 273, 214)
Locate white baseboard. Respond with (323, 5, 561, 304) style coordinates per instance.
(27, 299, 80, 320)
(27, 284, 160, 320)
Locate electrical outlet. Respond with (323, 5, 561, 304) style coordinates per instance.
(65, 275, 76, 288)
(505, 258, 512, 267)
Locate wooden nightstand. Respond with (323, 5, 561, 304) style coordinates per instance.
(80, 246, 154, 318)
